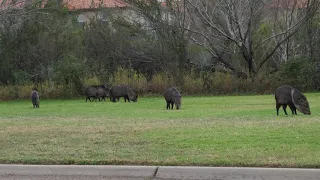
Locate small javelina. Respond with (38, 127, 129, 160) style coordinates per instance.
(85, 85, 109, 102)
(164, 87, 181, 110)
(109, 85, 138, 102)
(31, 89, 40, 108)
(275, 85, 311, 115)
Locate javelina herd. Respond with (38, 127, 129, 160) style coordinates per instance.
(30, 84, 312, 115)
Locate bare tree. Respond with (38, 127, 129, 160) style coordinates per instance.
(184, 0, 320, 77)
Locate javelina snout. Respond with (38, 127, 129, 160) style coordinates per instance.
(164, 87, 182, 110)
(291, 88, 311, 115)
(31, 89, 40, 108)
(275, 85, 310, 115)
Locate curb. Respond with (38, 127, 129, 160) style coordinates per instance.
(156, 166, 320, 179)
(0, 164, 157, 177)
(0, 165, 320, 179)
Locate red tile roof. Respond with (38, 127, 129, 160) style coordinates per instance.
(65, 0, 127, 10)
(268, 0, 309, 9)
(0, 0, 24, 9)
(0, 0, 127, 10)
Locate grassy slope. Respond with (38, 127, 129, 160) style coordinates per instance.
(0, 94, 319, 167)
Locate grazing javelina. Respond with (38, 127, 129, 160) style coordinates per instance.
(275, 85, 311, 115)
(31, 89, 40, 108)
(164, 87, 181, 110)
(110, 85, 138, 102)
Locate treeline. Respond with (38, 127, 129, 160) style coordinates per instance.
(0, 0, 320, 100)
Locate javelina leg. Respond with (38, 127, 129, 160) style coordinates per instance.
(166, 102, 170, 109)
(276, 104, 281, 115)
(282, 104, 288, 115)
(289, 104, 297, 115)
(171, 102, 174, 109)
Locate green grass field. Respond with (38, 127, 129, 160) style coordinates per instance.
(0, 94, 319, 167)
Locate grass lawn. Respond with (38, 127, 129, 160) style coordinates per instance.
(0, 93, 319, 167)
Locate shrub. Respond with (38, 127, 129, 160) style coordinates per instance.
(148, 73, 173, 94)
(182, 72, 204, 95)
(109, 67, 148, 94)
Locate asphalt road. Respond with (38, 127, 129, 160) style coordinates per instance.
(1, 164, 320, 180)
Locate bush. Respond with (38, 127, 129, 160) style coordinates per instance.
(182, 72, 204, 95)
(279, 57, 316, 91)
(109, 67, 148, 94)
(148, 73, 173, 94)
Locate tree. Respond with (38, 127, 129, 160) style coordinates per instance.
(183, 0, 320, 77)
(124, 0, 190, 79)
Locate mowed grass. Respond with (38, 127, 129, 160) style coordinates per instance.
(0, 94, 320, 167)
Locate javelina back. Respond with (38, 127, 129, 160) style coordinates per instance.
(31, 89, 40, 108)
(164, 87, 181, 110)
(275, 85, 311, 115)
(110, 85, 138, 102)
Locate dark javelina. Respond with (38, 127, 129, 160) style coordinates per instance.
(164, 87, 181, 110)
(96, 85, 110, 102)
(85, 85, 110, 102)
(275, 85, 311, 115)
(31, 89, 40, 108)
(85, 86, 98, 102)
(110, 85, 138, 102)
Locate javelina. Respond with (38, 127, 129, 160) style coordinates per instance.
(164, 87, 181, 110)
(31, 89, 40, 108)
(85, 85, 110, 102)
(275, 85, 311, 115)
(85, 86, 98, 102)
(110, 85, 138, 102)
(96, 85, 110, 102)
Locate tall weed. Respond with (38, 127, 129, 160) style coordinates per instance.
(0, 68, 286, 100)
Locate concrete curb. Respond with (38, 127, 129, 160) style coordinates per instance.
(0, 164, 157, 177)
(0, 165, 320, 179)
(156, 166, 320, 180)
